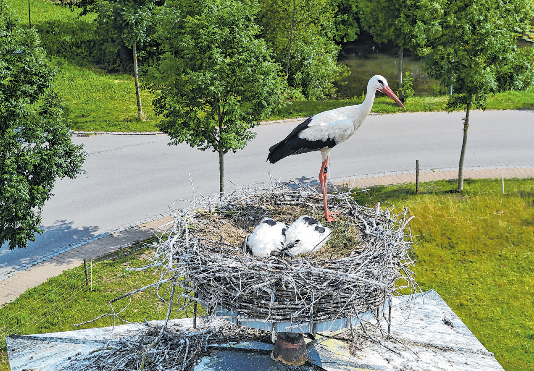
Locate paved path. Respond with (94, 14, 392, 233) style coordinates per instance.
(3, 110, 534, 281)
(1, 166, 533, 307)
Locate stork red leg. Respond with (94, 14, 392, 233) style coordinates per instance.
(319, 156, 336, 222)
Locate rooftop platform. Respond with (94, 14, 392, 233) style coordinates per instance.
(7, 290, 504, 371)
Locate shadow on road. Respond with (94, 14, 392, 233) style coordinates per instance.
(0, 221, 100, 279)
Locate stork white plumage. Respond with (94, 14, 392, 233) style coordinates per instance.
(283, 215, 332, 256)
(267, 75, 405, 222)
(246, 218, 287, 257)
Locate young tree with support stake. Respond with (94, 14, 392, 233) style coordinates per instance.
(150, 0, 285, 194)
(102, 0, 157, 121)
(0, 1, 85, 249)
(424, 0, 534, 190)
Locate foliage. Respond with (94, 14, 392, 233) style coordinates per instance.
(99, 0, 156, 49)
(257, 0, 347, 100)
(332, 0, 360, 42)
(63, 0, 104, 17)
(0, 1, 86, 249)
(359, 0, 445, 56)
(97, 0, 158, 121)
(398, 71, 415, 102)
(150, 0, 285, 192)
(425, 0, 534, 111)
(352, 177, 534, 370)
(424, 0, 534, 190)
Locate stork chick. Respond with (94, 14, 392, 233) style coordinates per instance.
(246, 218, 287, 257)
(283, 215, 332, 256)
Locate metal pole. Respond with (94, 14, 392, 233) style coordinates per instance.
(388, 305, 392, 335)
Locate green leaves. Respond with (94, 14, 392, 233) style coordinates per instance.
(359, 0, 445, 53)
(257, 0, 345, 100)
(425, 0, 534, 111)
(149, 0, 285, 191)
(152, 0, 285, 153)
(0, 1, 86, 249)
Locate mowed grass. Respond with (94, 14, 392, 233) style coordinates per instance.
(8, 0, 161, 132)
(0, 242, 195, 371)
(52, 58, 160, 132)
(272, 89, 534, 121)
(352, 178, 534, 371)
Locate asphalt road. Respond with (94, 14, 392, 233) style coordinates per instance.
(1, 110, 533, 279)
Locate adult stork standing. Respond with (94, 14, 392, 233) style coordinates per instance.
(267, 75, 405, 222)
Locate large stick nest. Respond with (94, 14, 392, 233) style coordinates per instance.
(159, 181, 416, 325)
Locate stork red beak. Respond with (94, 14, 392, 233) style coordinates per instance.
(378, 85, 406, 110)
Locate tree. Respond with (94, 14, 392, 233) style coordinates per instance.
(425, 0, 534, 190)
(332, 0, 360, 43)
(257, 0, 346, 100)
(150, 0, 285, 194)
(99, 0, 157, 121)
(0, 1, 85, 249)
(359, 0, 444, 100)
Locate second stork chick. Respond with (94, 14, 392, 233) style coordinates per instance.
(283, 215, 332, 256)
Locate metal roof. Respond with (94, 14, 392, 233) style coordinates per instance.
(7, 290, 504, 371)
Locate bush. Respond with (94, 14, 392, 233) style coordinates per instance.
(399, 71, 415, 102)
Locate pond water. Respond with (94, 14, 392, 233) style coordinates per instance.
(335, 39, 533, 99)
(335, 43, 440, 99)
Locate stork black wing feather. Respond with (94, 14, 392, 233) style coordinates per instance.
(267, 117, 336, 163)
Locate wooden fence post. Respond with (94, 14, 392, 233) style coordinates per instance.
(84, 259, 89, 286)
(416, 160, 420, 194)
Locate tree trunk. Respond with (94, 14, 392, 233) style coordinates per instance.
(458, 101, 471, 191)
(285, 0, 297, 79)
(398, 47, 404, 102)
(219, 149, 224, 196)
(133, 42, 145, 121)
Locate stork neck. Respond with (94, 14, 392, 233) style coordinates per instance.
(346, 87, 376, 130)
(362, 87, 377, 115)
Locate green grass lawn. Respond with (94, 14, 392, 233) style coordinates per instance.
(52, 58, 160, 132)
(352, 178, 534, 370)
(1, 179, 533, 370)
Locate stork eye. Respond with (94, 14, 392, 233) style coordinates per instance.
(378, 79, 384, 85)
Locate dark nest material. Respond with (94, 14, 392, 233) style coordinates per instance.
(157, 180, 417, 325)
(63, 320, 273, 371)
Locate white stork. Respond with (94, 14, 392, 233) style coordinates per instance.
(246, 218, 287, 257)
(282, 215, 332, 256)
(267, 75, 405, 222)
